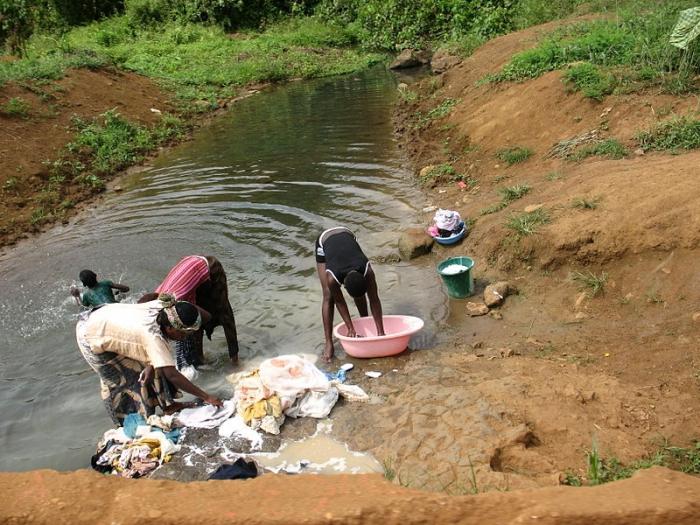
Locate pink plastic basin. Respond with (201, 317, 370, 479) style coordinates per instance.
(333, 315, 424, 358)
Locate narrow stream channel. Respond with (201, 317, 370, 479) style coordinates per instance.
(0, 66, 446, 472)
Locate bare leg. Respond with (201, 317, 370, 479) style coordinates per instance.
(353, 294, 369, 317)
(317, 262, 335, 362)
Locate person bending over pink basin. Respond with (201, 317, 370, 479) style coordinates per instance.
(314, 227, 385, 362)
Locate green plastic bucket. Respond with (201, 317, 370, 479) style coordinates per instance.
(437, 256, 475, 299)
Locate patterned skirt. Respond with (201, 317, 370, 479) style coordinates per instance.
(76, 311, 173, 425)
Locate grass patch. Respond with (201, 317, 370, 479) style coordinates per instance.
(482, 184, 531, 215)
(572, 196, 601, 209)
(419, 163, 473, 187)
(397, 86, 419, 103)
(415, 98, 457, 128)
(1, 97, 31, 118)
(3, 17, 382, 109)
(571, 138, 628, 161)
(563, 62, 615, 101)
(486, 2, 700, 95)
(506, 208, 550, 236)
(499, 184, 531, 202)
(567, 440, 700, 486)
(546, 170, 564, 181)
(572, 270, 608, 297)
(496, 146, 533, 165)
(637, 116, 700, 152)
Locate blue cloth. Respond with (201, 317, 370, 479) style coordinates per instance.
(122, 412, 182, 443)
(123, 413, 147, 439)
(324, 368, 347, 383)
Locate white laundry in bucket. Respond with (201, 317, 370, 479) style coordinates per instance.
(441, 264, 469, 275)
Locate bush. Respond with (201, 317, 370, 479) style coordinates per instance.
(563, 62, 615, 100)
(637, 117, 700, 152)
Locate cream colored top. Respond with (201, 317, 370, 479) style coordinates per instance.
(82, 300, 175, 368)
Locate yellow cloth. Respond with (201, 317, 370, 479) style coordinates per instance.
(242, 395, 282, 423)
(82, 300, 175, 368)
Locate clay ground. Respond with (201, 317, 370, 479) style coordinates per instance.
(0, 67, 172, 247)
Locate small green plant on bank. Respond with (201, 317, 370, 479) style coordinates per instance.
(572, 270, 608, 297)
(563, 62, 615, 101)
(499, 184, 531, 202)
(1, 97, 31, 117)
(496, 146, 533, 165)
(3, 177, 20, 192)
(415, 98, 457, 128)
(637, 117, 700, 152)
(397, 86, 418, 103)
(571, 139, 628, 161)
(546, 170, 564, 181)
(506, 208, 550, 236)
(30, 206, 48, 225)
(382, 458, 396, 481)
(572, 196, 601, 209)
(482, 184, 531, 215)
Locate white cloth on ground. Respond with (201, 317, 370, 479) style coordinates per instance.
(175, 399, 235, 429)
(218, 416, 264, 450)
(285, 388, 339, 419)
(258, 354, 331, 410)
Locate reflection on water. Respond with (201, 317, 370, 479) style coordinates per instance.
(0, 67, 446, 471)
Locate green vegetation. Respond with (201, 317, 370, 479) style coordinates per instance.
(488, 1, 700, 95)
(545, 170, 563, 181)
(482, 184, 531, 215)
(496, 146, 533, 165)
(572, 196, 601, 209)
(0, 96, 30, 117)
(419, 162, 474, 186)
(565, 440, 700, 486)
(571, 138, 628, 161)
(563, 62, 615, 100)
(571, 270, 607, 297)
(637, 117, 700, 152)
(415, 97, 457, 128)
(506, 207, 550, 236)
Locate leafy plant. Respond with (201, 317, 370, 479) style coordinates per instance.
(564, 62, 615, 101)
(499, 184, 530, 202)
(506, 208, 550, 236)
(572, 270, 608, 297)
(0, 96, 30, 117)
(496, 146, 533, 165)
(637, 117, 700, 152)
(571, 139, 627, 161)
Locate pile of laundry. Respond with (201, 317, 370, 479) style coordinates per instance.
(91, 355, 368, 477)
(227, 354, 368, 435)
(91, 413, 182, 478)
(427, 209, 464, 238)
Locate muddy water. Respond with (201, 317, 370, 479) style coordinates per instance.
(0, 67, 446, 472)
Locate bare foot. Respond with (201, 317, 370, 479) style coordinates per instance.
(322, 344, 334, 363)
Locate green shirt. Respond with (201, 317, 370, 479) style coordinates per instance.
(81, 280, 117, 308)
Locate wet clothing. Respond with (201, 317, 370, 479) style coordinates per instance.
(315, 228, 369, 285)
(81, 300, 176, 368)
(81, 280, 117, 308)
(76, 307, 174, 425)
(156, 255, 210, 304)
(156, 255, 239, 363)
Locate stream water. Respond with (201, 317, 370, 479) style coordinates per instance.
(0, 66, 446, 472)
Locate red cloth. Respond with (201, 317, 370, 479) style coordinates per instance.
(156, 256, 210, 304)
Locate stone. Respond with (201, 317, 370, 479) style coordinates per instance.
(466, 302, 490, 316)
(419, 165, 436, 181)
(430, 50, 461, 74)
(524, 204, 544, 213)
(693, 312, 700, 323)
(489, 310, 503, 320)
(471, 341, 483, 349)
(483, 281, 515, 308)
(390, 49, 421, 70)
(634, 148, 645, 156)
(398, 228, 434, 260)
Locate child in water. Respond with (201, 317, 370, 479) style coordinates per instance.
(70, 269, 130, 308)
